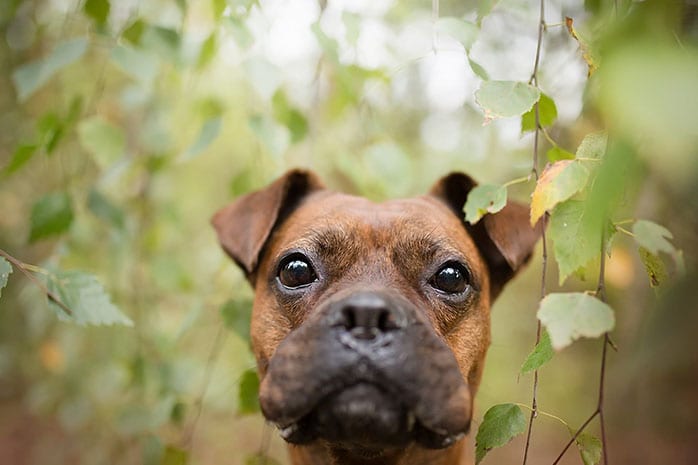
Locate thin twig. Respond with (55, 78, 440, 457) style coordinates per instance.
(432, 0, 439, 54)
(552, 410, 600, 464)
(0, 248, 73, 316)
(596, 226, 611, 465)
(522, 1, 546, 464)
(551, 225, 612, 464)
(181, 325, 227, 448)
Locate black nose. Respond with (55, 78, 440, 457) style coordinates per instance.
(333, 293, 406, 340)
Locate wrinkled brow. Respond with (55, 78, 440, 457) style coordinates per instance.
(303, 227, 357, 255)
(390, 233, 453, 267)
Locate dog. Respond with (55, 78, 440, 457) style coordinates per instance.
(212, 170, 540, 465)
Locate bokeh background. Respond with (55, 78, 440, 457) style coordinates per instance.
(0, 0, 697, 464)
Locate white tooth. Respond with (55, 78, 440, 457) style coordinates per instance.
(279, 423, 299, 439)
(442, 432, 465, 447)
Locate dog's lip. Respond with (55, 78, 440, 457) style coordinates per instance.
(273, 381, 469, 449)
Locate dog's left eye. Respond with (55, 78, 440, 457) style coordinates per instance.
(278, 254, 317, 289)
(430, 262, 470, 294)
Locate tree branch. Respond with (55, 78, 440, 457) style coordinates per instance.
(551, 224, 612, 464)
(0, 248, 73, 316)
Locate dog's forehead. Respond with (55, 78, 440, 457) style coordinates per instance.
(269, 191, 482, 265)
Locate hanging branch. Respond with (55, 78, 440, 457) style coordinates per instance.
(180, 325, 227, 449)
(551, 226, 611, 465)
(522, 1, 547, 464)
(0, 247, 73, 316)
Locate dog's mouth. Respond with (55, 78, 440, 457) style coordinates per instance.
(274, 382, 468, 450)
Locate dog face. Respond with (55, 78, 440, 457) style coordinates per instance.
(212, 170, 539, 458)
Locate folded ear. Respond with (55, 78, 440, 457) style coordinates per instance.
(211, 169, 324, 284)
(429, 173, 542, 299)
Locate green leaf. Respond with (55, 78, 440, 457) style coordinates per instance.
(83, 0, 110, 29)
(475, 403, 526, 464)
(111, 44, 159, 84)
(3, 143, 38, 174)
(272, 91, 308, 143)
(576, 132, 607, 159)
(477, 0, 500, 25)
(464, 184, 507, 224)
(632, 220, 676, 256)
(12, 37, 88, 102)
(530, 160, 590, 225)
(311, 21, 340, 63)
(638, 247, 667, 288)
(436, 17, 479, 51)
(572, 429, 603, 465)
(521, 93, 557, 132)
(37, 112, 65, 154)
(122, 19, 146, 45)
(182, 117, 222, 160)
(29, 193, 74, 242)
(248, 115, 290, 158)
(546, 146, 575, 162)
(549, 200, 611, 285)
(0, 257, 12, 298)
(468, 56, 489, 80)
(46, 270, 133, 326)
(238, 368, 260, 415)
(219, 298, 252, 342)
(141, 26, 181, 65)
(78, 116, 126, 168)
(196, 32, 217, 70)
(212, 0, 226, 19)
(475, 81, 540, 121)
(537, 292, 615, 350)
(161, 445, 188, 465)
(88, 189, 125, 229)
(141, 435, 164, 465)
(520, 330, 554, 374)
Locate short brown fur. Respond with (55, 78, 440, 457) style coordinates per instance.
(213, 170, 540, 465)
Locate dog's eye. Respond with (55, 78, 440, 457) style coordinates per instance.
(430, 262, 470, 294)
(278, 254, 317, 289)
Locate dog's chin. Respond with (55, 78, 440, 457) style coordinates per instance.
(276, 382, 468, 451)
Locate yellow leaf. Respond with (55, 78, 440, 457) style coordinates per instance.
(530, 160, 589, 226)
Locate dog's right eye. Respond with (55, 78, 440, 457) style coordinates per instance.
(278, 254, 317, 289)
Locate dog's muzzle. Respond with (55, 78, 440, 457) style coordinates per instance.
(257, 291, 472, 450)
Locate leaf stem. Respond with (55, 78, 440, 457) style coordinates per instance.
(540, 126, 558, 148)
(504, 175, 532, 188)
(515, 403, 570, 427)
(0, 248, 73, 316)
(615, 225, 634, 237)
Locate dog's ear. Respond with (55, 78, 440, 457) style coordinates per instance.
(429, 173, 542, 299)
(212, 169, 324, 283)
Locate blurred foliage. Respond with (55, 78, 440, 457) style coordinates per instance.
(0, 0, 696, 464)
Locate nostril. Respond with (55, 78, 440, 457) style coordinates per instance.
(377, 309, 391, 332)
(342, 307, 357, 330)
(339, 305, 398, 340)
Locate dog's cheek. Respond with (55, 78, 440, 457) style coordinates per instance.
(444, 307, 491, 390)
(250, 295, 293, 377)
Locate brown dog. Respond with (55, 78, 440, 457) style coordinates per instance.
(212, 170, 540, 465)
